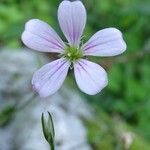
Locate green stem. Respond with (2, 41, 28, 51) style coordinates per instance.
(16, 93, 37, 111)
(49, 141, 55, 150)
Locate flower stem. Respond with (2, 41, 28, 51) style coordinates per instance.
(49, 142, 54, 150)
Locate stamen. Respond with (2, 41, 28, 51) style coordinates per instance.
(64, 46, 83, 62)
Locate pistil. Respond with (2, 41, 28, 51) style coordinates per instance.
(64, 46, 83, 62)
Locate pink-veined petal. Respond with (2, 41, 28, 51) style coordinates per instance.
(74, 59, 108, 95)
(82, 28, 127, 56)
(58, 0, 86, 47)
(32, 58, 70, 97)
(21, 19, 65, 53)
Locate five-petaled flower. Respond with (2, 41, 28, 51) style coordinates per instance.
(21, 0, 127, 97)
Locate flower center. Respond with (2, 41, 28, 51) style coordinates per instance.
(64, 46, 83, 62)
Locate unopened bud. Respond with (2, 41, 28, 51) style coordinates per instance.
(41, 112, 55, 150)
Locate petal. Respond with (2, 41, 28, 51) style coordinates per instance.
(58, 0, 86, 47)
(82, 28, 127, 56)
(21, 19, 65, 53)
(74, 59, 108, 95)
(32, 58, 70, 97)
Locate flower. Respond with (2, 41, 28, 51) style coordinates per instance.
(21, 0, 127, 98)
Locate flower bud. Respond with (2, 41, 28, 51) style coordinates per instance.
(41, 112, 55, 150)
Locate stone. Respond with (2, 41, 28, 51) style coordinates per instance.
(0, 49, 92, 150)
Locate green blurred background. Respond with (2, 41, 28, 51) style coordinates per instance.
(0, 0, 150, 149)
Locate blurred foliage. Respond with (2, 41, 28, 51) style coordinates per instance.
(0, 0, 150, 149)
(84, 106, 150, 150)
(0, 105, 16, 127)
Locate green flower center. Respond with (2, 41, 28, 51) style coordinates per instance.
(64, 46, 83, 62)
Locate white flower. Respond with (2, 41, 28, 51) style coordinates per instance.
(21, 0, 127, 97)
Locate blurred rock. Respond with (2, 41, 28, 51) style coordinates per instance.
(0, 49, 92, 150)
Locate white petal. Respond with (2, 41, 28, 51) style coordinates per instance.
(21, 19, 65, 53)
(58, 0, 86, 47)
(74, 59, 108, 95)
(32, 58, 70, 97)
(82, 28, 127, 56)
